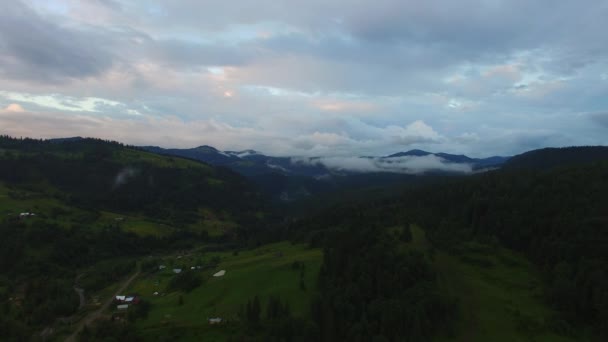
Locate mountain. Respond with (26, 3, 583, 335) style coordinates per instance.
(385, 149, 508, 169)
(0, 137, 267, 226)
(142, 145, 240, 166)
(141, 146, 504, 200)
(504, 146, 608, 170)
(143, 146, 509, 177)
(386, 149, 432, 157)
(0, 136, 280, 338)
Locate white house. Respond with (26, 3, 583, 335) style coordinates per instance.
(213, 270, 226, 277)
(208, 317, 222, 324)
(159, 265, 166, 270)
(173, 268, 182, 274)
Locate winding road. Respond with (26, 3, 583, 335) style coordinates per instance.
(64, 270, 140, 342)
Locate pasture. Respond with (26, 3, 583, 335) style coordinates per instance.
(128, 241, 322, 341)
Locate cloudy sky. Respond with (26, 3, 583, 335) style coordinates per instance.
(1, 0, 607, 157)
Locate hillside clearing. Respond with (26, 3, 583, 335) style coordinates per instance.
(403, 226, 577, 342)
(127, 241, 322, 341)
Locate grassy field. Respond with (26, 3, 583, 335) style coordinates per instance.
(0, 181, 75, 219)
(402, 226, 577, 342)
(127, 241, 322, 341)
(1, 181, 237, 239)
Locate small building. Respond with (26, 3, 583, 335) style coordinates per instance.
(124, 296, 140, 304)
(117, 304, 129, 310)
(153, 292, 159, 296)
(213, 270, 226, 277)
(208, 317, 222, 324)
(159, 265, 166, 270)
(19, 212, 35, 219)
(173, 268, 182, 274)
(115, 295, 139, 305)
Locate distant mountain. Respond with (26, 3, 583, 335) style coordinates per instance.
(0, 137, 266, 226)
(141, 146, 330, 178)
(49, 136, 85, 143)
(384, 149, 508, 169)
(140, 146, 510, 200)
(142, 145, 240, 166)
(504, 146, 608, 170)
(387, 149, 432, 158)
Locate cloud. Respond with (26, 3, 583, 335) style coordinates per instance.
(113, 167, 138, 189)
(0, 1, 116, 83)
(590, 111, 608, 128)
(1, 0, 608, 157)
(293, 155, 472, 174)
(4, 103, 25, 112)
(390, 120, 444, 145)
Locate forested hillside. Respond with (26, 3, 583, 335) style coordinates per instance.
(1, 136, 606, 341)
(0, 136, 266, 226)
(290, 159, 608, 340)
(504, 146, 608, 170)
(0, 136, 275, 340)
(404, 162, 608, 336)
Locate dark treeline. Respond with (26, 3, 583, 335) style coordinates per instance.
(227, 295, 318, 342)
(0, 217, 214, 336)
(503, 146, 608, 170)
(291, 160, 608, 338)
(400, 162, 608, 336)
(0, 135, 265, 228)
(283, 194, 459, 341)
(0, 136, 279, 340)
(312, 226, 456, 341)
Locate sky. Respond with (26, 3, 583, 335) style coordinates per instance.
(1, 0, 607, 157)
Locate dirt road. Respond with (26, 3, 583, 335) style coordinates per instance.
(64, 271, 140, 342)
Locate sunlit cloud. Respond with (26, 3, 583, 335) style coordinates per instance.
(1, 0, 607, 157)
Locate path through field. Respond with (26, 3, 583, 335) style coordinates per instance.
(65, 270, 140, 342)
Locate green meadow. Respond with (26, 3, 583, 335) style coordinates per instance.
(0, 180, 237, 239)
(127, 241, 322, 341)
(402, 226, 577, 342)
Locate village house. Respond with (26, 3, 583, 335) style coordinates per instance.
(115, 295, 140, 305)
(208, 317, 222, 324)
(213, 270, 226, 277)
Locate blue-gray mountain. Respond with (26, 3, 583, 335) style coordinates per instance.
(141, 146, 509, 178)
(140, 145, 509, 200)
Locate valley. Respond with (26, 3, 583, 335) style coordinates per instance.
(0, 136, 606, 341)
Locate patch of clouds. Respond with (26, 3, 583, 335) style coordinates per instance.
(390, 120, 444, 146)
(589, 111, 608, 128)
(113, 167, 138, 189)
(4, 103, 25, 112)
(0, 1, 117, 83)
(1, 0, 608, 157)
(453, 132, 480, 144)
(0, 91, 120, 112)
(293, 155, 472, 174)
